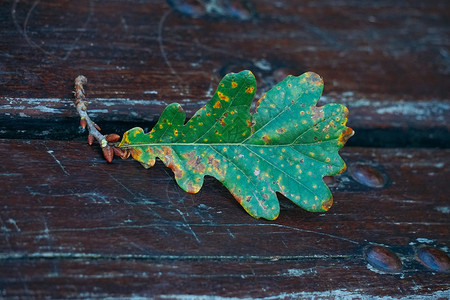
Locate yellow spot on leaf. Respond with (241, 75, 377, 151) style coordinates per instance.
(262, 134, 271, 144)
(246, 86, 255, 94)
(231, 82, 238, 88)
(213, 101, 222, 108)
(217, 91, 229, 102)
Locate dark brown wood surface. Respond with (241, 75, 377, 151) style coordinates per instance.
(0, 140, 449, 298)
(0, 0, 449, 299)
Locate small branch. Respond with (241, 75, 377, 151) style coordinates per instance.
(74, 76, 106, 146)
(73, 75, 127, 162)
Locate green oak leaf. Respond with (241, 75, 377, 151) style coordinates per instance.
(118, 70, 354, 220)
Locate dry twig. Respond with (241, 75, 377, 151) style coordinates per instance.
(73, 75, 127, 162)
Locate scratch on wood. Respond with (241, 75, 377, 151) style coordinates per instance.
(102, 169, 137, 199)
(7, 218, 21, 232)
(46, 150, 70, 175)
(158, 9, 182, 81)
(162, 169, 202, 243)
(176, 208, 201, 244)
(0, 216, 13, 250)
(216, 223, 360, 245)
(11, 0, 95, 60)
(36, 217, 51, 241)
(226, 228, 235, 239)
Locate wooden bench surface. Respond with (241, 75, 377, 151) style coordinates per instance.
(1, 0, 449, 298)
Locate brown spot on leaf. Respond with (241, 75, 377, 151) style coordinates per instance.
(187, 155, 205, 173)
(339, 127, 354, 145)
(321, 197, 333, 211)
(311, 106, 324, 122)
(162, 146, 184, 179)
(213, 101, 222, 108)
(262, 134, 271, 144)
(182, 150, 196, 159)
(276, 128, 286, 134)
(186, 182, 200, 193)
(208, 154, 224, 176)
(305, 72, 323, 86)
(130, 147, 143, 161)
(254, 94, 266, 113)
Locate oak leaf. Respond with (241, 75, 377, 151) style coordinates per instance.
(118, 71, 353, 220)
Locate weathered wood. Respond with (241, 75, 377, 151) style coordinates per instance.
(0, 140, 448, 298)
(0, 0, 449, 145)
(1, 259, 449, 299)
(1, 0, 449, 298)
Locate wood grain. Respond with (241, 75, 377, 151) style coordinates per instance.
(0, 140, 448, 298)
(1, 0, 449, 146)
(1, 0, 449, 298)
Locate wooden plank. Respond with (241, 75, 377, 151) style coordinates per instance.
(1, 0, 449, 298)
(0, 139, 448, 297)
(1, 1, 449, 144)
(2, 0, 448, 99)
(1, 259, 449, 299)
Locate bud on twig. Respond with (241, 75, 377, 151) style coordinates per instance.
(113, 146, 127, 159)
(113, 146, 124, 157)
(106, 134, 121, 143)
(94, 123, 101, 131)
(80, 118, 87, 129)
(88, 134, 94, 146)
(102, 146, 114, 163)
